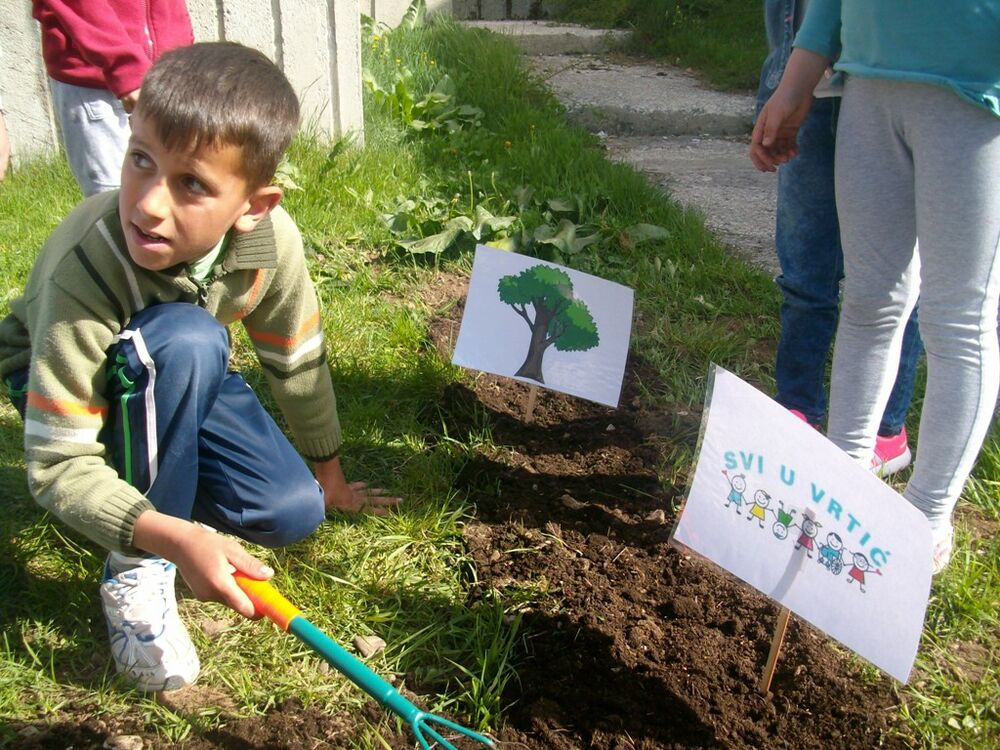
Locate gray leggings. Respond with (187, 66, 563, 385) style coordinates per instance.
(830, 77, 1000, 531)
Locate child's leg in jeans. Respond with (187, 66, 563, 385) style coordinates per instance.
(773, 96, 843, 425)
(101, 303, 324, 690)
(831, 78, 1000, 530)
(105, 303, 325, 542)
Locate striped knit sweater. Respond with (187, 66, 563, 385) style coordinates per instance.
(0, 190, 341, 554)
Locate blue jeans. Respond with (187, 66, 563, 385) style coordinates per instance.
(773, 96, 923, 435)
(7, 303, 325, 548)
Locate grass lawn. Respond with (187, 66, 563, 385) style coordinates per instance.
(1, 10, 997, 749)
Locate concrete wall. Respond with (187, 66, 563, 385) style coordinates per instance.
(0, 0, 365, 166)
(1, 4, 61, 164)
(452, 0, 555, 20)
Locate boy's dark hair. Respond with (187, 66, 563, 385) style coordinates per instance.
(135, 42, 300, 188)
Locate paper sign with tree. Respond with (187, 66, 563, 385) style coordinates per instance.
(452, 245, 633, 407)
(498, 265, 599, 383)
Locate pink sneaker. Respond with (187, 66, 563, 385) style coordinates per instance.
(871, 428, 912, 477)
(788, 409, 818, 429)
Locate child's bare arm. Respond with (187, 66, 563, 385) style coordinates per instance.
(314, 456, 402, 516)
(750, 47, 831, 172)
(131, 511, 272, 618)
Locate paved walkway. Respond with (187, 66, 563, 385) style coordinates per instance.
(464, 21, 779, 274)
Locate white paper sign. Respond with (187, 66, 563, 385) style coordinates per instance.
(452, 245, 634, 407)
(673, 366, 932, 683)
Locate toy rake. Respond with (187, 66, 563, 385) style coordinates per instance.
(234, 574, 495, 750)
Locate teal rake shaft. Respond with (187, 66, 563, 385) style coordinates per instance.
(235, 574, 495, 750)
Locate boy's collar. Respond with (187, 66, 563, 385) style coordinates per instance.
(220, 213, 278, 271)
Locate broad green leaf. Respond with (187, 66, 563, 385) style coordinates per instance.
(486, 236, 519, 252)
(432, 74, 456, 97)
(397, 226, 462, 255)
(513, 185, 536, 211)
(547, 197, 577, 214)
(571, 232, 602, 254)
(472, 205, 517, 240)
(624, 223, 671, 245)
(401, 0, 427, 28)
(535, 219, 597, 256)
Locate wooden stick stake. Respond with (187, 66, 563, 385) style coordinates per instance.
(523, 385, 539, 423)
(759, 606, 792, 695)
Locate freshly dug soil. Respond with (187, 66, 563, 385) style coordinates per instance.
(5, 274, 908, 750)
(425, 273, 907, 750)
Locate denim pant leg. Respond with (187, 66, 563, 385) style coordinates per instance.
(48, 79, 129, 196)
(878, 307, 923, 436)
(104, 303, 324, 548)
(773, 97, 842, 424)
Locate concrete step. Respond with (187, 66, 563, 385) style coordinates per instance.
(529, 55, 755, 138)
(461, 21, 627, 55)
(604, 135, 777, 272)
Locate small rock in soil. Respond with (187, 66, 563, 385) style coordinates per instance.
(645, 508, 667, 524)
(199, 617, 231, 639)
(103, 736, 143, 750)
(354, 635, 387, 658)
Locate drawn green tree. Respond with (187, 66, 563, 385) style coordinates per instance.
(497, 265, 600, 383)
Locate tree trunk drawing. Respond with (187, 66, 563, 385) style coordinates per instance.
(514, 298, 556, 383)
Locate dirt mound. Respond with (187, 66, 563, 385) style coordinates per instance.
(429, 277, 908, 750)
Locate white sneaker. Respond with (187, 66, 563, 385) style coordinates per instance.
(101, 553, 200, 691)
(931, 526, 954, 575)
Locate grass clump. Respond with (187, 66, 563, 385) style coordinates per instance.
(548, 0, 767, 91)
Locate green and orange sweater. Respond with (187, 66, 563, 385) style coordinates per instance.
(0, 190, 341, 554)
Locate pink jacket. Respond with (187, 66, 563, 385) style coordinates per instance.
(32, 0, 193, 98)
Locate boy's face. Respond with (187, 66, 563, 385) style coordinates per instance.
(118, 113, 280, 271)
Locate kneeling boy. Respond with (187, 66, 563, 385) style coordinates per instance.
(0, 42, 399, 691)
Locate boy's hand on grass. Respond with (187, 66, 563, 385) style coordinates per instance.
(131, 511, 272, 619)
(314, 456, 402, 516)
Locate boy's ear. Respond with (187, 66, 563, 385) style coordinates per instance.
(233, 185, 283, 234)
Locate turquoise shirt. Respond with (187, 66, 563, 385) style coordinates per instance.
(794, 0, 1000, 117)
